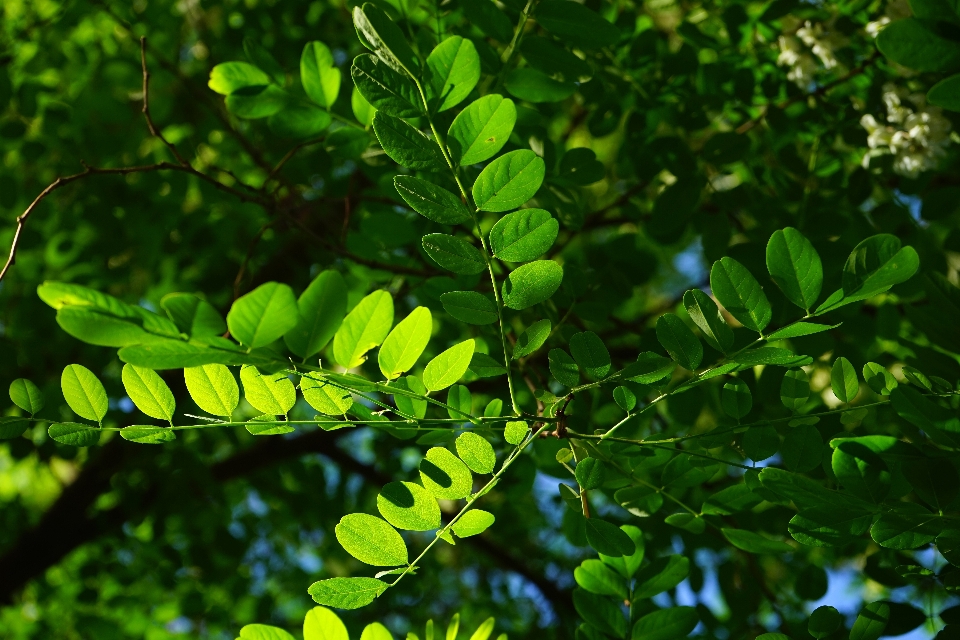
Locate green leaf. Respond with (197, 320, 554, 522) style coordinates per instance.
(243, 37, 284, 84)
(683, 289, 734, 353)
(422, 339, 475, 391)
(501, 260, 563, 310)
(832, 441, 890, 503)
(373, 112, 446, 169)
(870, 503, 940, 549)
(459, 0, 513, 41)
(161, 293, 226, 337)
(308, 577, 388, 610)
(928, 73, 960, 111)
(240, 365, 297, 415)
(710, 257, 772, 333)
(622, 352, 676, 384)
(226, 85, 289, 119)
(392, 375, 428, 419)
(598, 525, 644, 579)
(284, 270, 348, 359)
(780, 369, 809, 411)
(9, 378, 43, 415)
(48, 422, 100, 447)
(0, 417, 29, 440)
(863, 362, 897, 395)
(227, 282, 299, 349)
(121, 364, 176, 422)
(548, 348, 579, 387)
(613, 386, 636, 411)
(377, 481, 441, 531)
(766, 227, 823, 311)
(734, 347, 812, 367)
(575, 458, 606, 490)
(378, 306, 432, 380)
(245, 415, 295, 436)
(765, 322, 839, 340)
(353, 3, 420, 76)
(446, 384, 472, 419)
(631, 607, 699, 640)
(722, 528, 793, 554)
(569, 331, 610, 379)
(184, 364, 239, 417)
(850, 602, 890, 640)
(352, 86, 376, 126)
(489, 209, 558, 262)
(333, 290, 395, 369)
(721, 378, 752, 419)
(440, 291, 498, 325)
(701, 484, 761, 516)
(808, 606, 842, 640)
(301, 376, 353, 415)
(890, 386, 960, 448)
(573, 589, 628, 639)
(239, 624, 295, 640)
(743, 426, 779, 461)
(394, 176, 471, 225)
(512, 319, 551, 359)
(359, 622, 393, 640)
(585, 518, 636, 556)
(351, 54, 422, 118)
(472, 150, 546, 213)
(903, 455, 959, 510)
(335, 513, 408, 566)
(120, 425, 176, 444)
(782, 425, 823, 473)
(574, 559, 627, 598)
(425, 36, 480, 112)
(38, 281, 181, 340)
(876, 18, 960, 73)
(301, 41, 341, 108)
(303, 606, 349, 640)
(209, 62, 272, 95)
(451, 509, 495, 537)
(61, 364, 108, 424)
(535, 0, 620, 49)
(269, 104, 333, 139)
(633, 555, 689, 598)
(448, 95, 516, 166)
(422, 234, 486, 274)
(504, 68, 576, 103)
(557, 148, 605, 185)
(504, 421, 528, 445)
(419, 446, 474, 498)
(519, 36, 593, 81)
(818, 234, 920, 311)
(656, 313, 703, 371)
(120, 339, 272, 369)
(456, 432, 496, 474)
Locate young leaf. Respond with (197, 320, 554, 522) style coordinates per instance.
(448, 95, 516, 166)
(781, 369, 810, 411)
(61, 364, 108, 424)
(765, 322, 839, 340)
(455, 432, 495, 474)
(863, 362, 897, 395)
(184, 364, 239, 417)
(721, 378, 752, 419)
(655, 313, 703, 371)
(569, 331, 611, 378)
(440, 291, 498, 325)
(425, 36, 480, 112)
(613, 386, 636, 412)
(422, 339, 475, 391)
(333, 290, 395, 369)
(373, 112, 446, 169)
(335, 513, 408, 566)
(377, 481, 441, 531)
(353, 3, 420, 76)
(240, 365, 296, 415)
(512, 319, 551, 359)
(303, 607, 349, 640)
(419, 446, 473, 498)
(301, 376, 353, 415)
(831, 357, 859, 403)
(308, 577, 388, 610)
(352, 86, 376, 126)
(548, 348, 579, 387)
(421, 234, 486, 274)
(227, 282, 299, 349)
(120, 425, 176, 444)
(766, 227, 823, 312)
(535, 0, 620, 50)
(359, 623, 393, 640)
(351, 54, 422, 118)
(394, 176, 472, 225)
(378, 306, 433, 380)
(301, 41, 341, 108)
(489, 209, 558, 262)
(451, 510, 495, 537)
(631, 607, 699, 640)
(472, 150, 546, 212)
(9, 379, 43, 415)
(121, 364, 176, 422)
(284, 271, 347, 359)
(504, 420, 528, 445)
(161, 293, 226, 337)
(501, 260, 563, 310)
(48, 422, 100, 447)
(682, 289, 734, 353)
(710, 257, 772, 333)
(239, 624, 294, 640)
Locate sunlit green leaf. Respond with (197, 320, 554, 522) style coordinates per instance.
(335, 512, 408, 566)
(61, 364, 108, 424)
(472, 150, 546, 213)
(333, 290, 395, 369)
(448, 95, 516, 166)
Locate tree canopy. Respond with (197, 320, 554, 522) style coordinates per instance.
(2, 0, 960, 638)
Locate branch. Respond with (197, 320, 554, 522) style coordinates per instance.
(140, 37, 189, 167)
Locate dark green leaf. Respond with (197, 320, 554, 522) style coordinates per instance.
(710, 257, 772, 333)
(504, 68, 576, 103)
(832, 441, 891, 503)
(268, 103, 332, 138)
(734, 347, 812, 367)
(876, 18, 960, 73)
(655, 313, 703, 371)
(501, 260, 563, 310)
(573, 589, 628, 639)
(536, 0, 620, 49)
(722, 528, 793, 554)
(683, 289, 734, 353)
(780, 368, 809, 411)
(373, 112, 446, 169)
(870, 503, 940, 549)
(721, 378, 752, 419)
(512, 319, 551, 359)
(929, 73, 960, 111)
(353, 3, 420, 75)
(548, 348, 579, 387)
(569, 331, 610, 379)
(459, 0, 513, 41)
(574, 559, 627, 598)
(394, 175, 472, 224)
(351, 54, 422, 118)
(489, 209, 558, 262)
(585, 518, 636, 556)
(422, 233, 486, 274)
(468, 352, 507, 378)
(782, 425, 823, 473)
(634, 555, 689, 598)
(631, 607, 698, 640)
(575, 458, 606, 490)
(440, 291, 498, 325)
(809, 606, 842, 639)
(743, 426, 779, 461)
(850, 602, 890, 640)
(766, 227, 823, 311)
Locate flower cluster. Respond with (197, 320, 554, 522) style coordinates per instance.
(861, 84, 953, 178)
(777, 19, 846, 88)
(865, 0, 912, 38)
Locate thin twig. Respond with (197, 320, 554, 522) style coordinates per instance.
(233, 218, 282, 299)
(139, 37, 189, 167)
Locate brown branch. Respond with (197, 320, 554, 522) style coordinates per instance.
(265, 137, 326, 187)
(140, 37, 189, 167)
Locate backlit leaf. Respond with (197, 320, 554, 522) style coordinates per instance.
(240, 365, 296, 415)
(419, 446, 473, 498)
(501, 260, 563, 310)
(489, 209, 558, 262)
(61, 364, 108, 424)
(472, 150, 546, 212)
(422, 339, 475, 391)
(284, 270, 348, 359)
(455, 432, 496, 474)
(710, 257, 772, 333)
(422, 234, 486, 274)
(683, 289, 734, 353)
(227, 282, 299, 349)
(335, 513, 408, 566)
(448, 95, 516, 166)
(308, 577, 388, 610)
(379, 306, 432, 380)
(9, 378, 43, 415)
(184, 364, 239, 417)
(121, 364, 176, 422)
(377, 481, 441, 531)
(451, 509, 495, 537)
(426, 36, 480, 112)
(301, 41, 341, 108)
(333, 290, 395, 369)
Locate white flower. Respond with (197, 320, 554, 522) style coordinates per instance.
(865, 0, 912, 38)
(777, 21, 847, 88)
